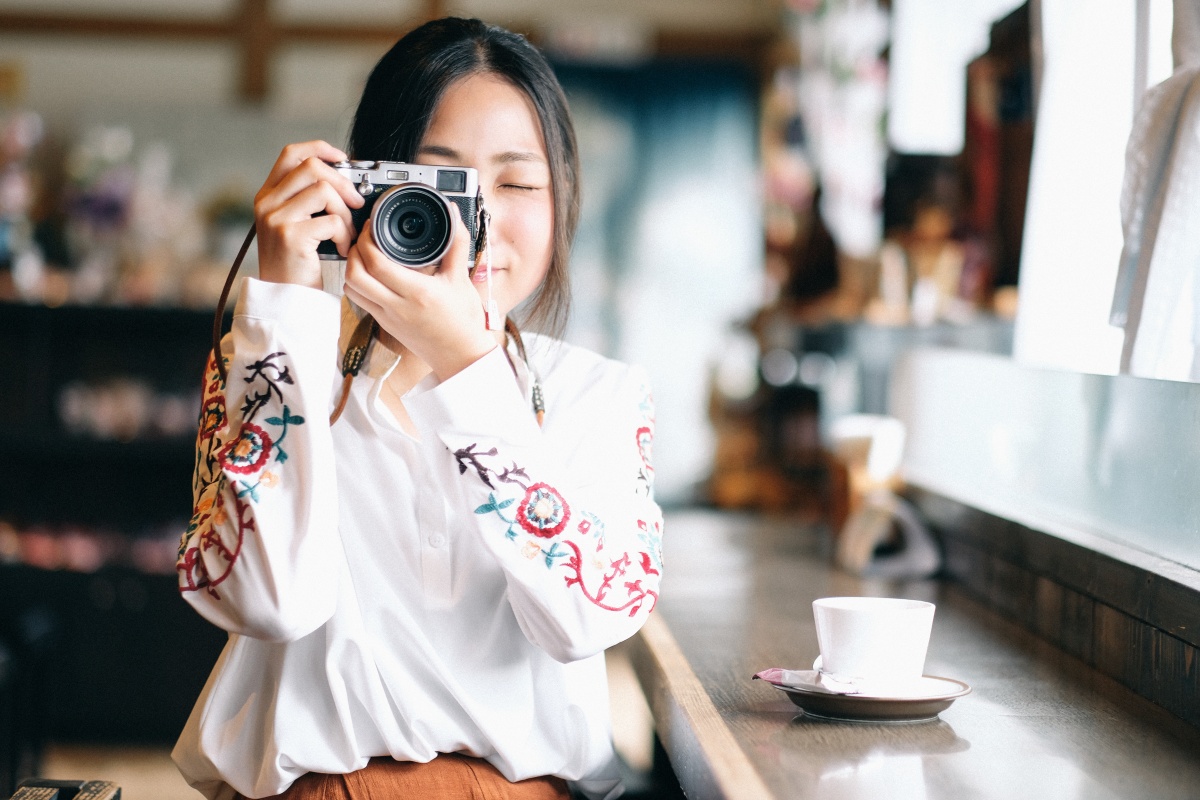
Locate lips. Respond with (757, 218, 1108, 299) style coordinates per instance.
(471, 265, 504, 284)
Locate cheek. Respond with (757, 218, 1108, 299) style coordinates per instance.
(503, 195, 554, 281)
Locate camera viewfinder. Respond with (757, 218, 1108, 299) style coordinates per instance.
(437, 170, 467, 193)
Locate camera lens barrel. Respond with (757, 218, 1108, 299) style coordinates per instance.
(370, 184, 455, 268)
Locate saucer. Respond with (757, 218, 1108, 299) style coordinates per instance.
(757, 673, 971, 722)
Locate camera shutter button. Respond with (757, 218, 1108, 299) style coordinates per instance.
(357, 175, 375, 196)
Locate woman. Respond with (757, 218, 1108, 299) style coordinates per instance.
(173, 17, 663, 800)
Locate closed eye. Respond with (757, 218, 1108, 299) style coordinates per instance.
(502, 184, 541, 191)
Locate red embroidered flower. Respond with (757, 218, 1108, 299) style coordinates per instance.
(220, 422, 273, 474)
(636, 426, 654, 470)
(200, 396, 228, 441)
(517, 483, 571, 538)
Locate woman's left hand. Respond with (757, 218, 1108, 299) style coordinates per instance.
(343, 209, 497, 382)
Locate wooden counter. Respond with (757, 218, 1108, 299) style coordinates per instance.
(627, 510, 1200, 800)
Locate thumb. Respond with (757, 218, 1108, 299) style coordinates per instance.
(436, 201, 476, 282)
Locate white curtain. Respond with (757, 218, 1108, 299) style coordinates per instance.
(1111, 0, 1200, 380)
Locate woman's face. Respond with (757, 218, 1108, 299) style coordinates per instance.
(415, 72, 554, 318)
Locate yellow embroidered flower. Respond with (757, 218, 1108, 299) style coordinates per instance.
(522, 541, 541, 560)
(260, 471, 279, 488)
(234, 438, 255, 457)
(197, 496, 214, 513)
(212, 507, 229, 526)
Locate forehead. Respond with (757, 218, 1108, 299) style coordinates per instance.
(422, 72, 548, 159)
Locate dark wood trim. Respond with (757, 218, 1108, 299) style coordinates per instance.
(907, 486, 1200, 728)
(0, 0, 428, 103)
(0, 12, 232, 39)
(273, 24, 418, 45)
(0, 5, 777, 102)
(654, 30, 773, 64)
(0, 11, 419, 44)
(238, 0, 272, 103)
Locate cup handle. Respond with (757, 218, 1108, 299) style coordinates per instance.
(812, 655, 823, 672)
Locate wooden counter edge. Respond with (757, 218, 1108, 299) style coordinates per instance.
(625, 613, 774, 800)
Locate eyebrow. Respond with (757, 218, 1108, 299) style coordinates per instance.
(418, 144, 546, 166)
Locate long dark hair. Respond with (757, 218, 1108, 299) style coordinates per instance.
(349, 17, 579, 336)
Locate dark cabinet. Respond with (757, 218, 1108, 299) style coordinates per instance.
(0, 302, 226, 748)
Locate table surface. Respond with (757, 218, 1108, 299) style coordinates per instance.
(628, 510, 1200, 800)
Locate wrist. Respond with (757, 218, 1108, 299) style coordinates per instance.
(430, 336, 498, 383)
(259, 266, 323, 291)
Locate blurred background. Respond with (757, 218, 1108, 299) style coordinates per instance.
(0, 0, 1167, 796)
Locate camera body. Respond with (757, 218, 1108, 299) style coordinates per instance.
(317, 160, 480, 268)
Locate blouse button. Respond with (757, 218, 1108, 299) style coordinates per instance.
(428, 533, 447, 548)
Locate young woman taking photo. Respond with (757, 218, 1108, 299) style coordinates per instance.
(172, 17, 663, 800)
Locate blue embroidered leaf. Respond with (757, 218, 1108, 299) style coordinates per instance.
(496, 498, 515, 509)
(289, 414, 305, 424)
(234, 480, 261, 503)
(475, 492, 506, 515)
(265, 416, 283, 426)
(543, 542, 567, 569)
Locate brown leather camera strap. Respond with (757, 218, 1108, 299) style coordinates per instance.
(329, 313, 378, 424)
(212, 223, 256, 385)
(211, 222, 377, 426)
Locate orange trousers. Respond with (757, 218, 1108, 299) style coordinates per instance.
(242, 754, 571, 800)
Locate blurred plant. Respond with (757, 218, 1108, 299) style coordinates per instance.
(0, 109, 46, 300)
(60, 125, 211, 305)
(63, 125, 136, 302)
(788, 0, 889, 260)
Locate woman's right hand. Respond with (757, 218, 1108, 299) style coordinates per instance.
(253, 140, 366, 289)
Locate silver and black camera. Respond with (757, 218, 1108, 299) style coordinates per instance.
(316, 160, 481, 268)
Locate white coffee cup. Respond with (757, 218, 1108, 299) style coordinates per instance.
(812, 596, 935, 689)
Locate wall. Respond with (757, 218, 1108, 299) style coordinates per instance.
(892, 347, 1200, 572)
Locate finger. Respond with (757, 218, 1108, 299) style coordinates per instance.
(435, 202, 474, 281)
(259, 159, 364, 218)
(261, 141, 348, 194)
(353, 222, 436, 298)
(344, 255, 412, 341)
(261, 179, 356, 231)
(281, 214, 355, 259)
(342, 281, 385, 323)
(344, 237, 407, 305)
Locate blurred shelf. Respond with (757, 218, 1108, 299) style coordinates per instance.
(0, 432, 195, 463)
(0, 563, 225, 744)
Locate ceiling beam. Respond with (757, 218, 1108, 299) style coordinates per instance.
(0, 3, 773, 101)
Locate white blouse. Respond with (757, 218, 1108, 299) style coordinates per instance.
(171, 278, 663, 800)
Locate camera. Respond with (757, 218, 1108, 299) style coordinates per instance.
(316, 160, 480, 268)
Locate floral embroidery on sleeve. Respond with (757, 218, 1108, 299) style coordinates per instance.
(517, 483, 571, 538)
(456, 374, 661, 617)
(635, 380, 655, 497)
(178, 351, 306, 596)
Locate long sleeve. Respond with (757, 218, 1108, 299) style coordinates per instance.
(177, 278, 344, 641)
(404, 346, 663, 663)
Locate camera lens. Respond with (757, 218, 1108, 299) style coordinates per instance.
(399, 212, 426, 239)
(371, 185, 453, 267)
